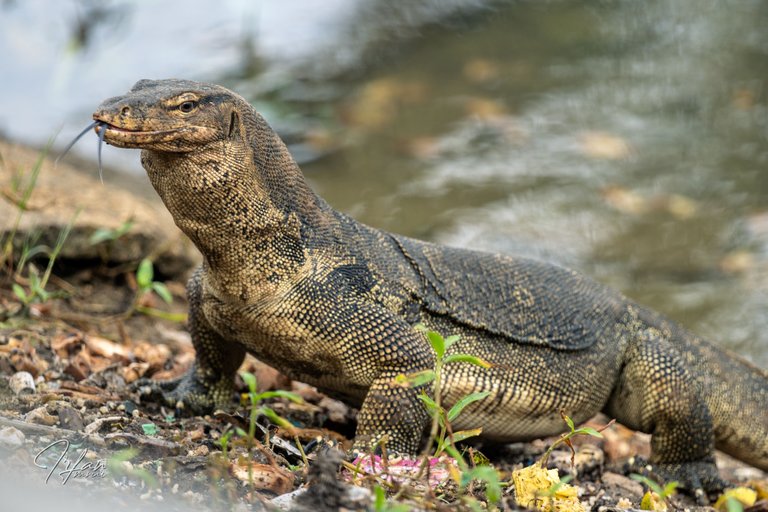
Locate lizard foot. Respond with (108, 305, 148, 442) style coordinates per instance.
(627, 456, 728, 505)
(132, 365, 233, 415)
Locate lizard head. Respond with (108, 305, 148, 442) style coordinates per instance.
(92, 78, 247, 153)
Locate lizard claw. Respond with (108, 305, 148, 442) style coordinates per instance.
(131, 366, 231, 415)
(627, 456, 727, 505)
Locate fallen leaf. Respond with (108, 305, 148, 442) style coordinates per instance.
(512, 463, 586, 512)
(715, 487, 758, 511)
(84, 335, 131, 361)
(640, 490, 667, 510)
(133, 341, 172, 370)
(51, 333, 84, 358)
(121, 362, 151, 384)
(231, 461, 294, 495)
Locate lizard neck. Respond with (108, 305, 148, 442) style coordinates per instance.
(141, 113, 338, 301)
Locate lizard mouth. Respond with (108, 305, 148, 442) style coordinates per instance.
(56, 119, 188, 182)
(95, 120, 185, 145)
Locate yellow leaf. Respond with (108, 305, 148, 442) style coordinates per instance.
(714, 487, 758, 511)
(640, 491, 667, 511)
(512, 463, 585, 512)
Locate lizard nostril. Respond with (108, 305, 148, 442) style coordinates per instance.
(121, 106, 131, 116)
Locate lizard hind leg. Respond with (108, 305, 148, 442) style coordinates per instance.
(604, 331, 726, 502)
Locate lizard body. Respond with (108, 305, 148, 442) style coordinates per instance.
(92, 79, 768, 498)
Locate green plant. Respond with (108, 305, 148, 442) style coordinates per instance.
(107, 447, 157, 488)
(128, 258, 186, 322)
(1, 138, 53, 272)
(11, 211, 78, 310)
(89, 218, 135, 245)
(629, 473, 679, 510)
(393, 326, 503, 509)
(539, 411, 610, 467)
(373, 485, 413, 512)
(395, 325, 492, 457)
(230, 371, 307, 487)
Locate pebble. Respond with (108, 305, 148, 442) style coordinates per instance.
(9, 371, 35, 395)
(25, 406, 57, 426)
(0, 426, 25, 449)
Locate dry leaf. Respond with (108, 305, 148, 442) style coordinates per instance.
(121, 362, 151, 384)
(231, 462, 294, 495)
(714, 487, 758, 511)
(512, 463, 586, 512)
(84, 335, 131, 361)
(51, 333, 84, 358)
(133, 341, 172, 370)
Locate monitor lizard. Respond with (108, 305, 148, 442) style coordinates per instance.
(87, 79, 767, 500)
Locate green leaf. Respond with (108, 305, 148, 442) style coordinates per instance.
(151, 282, 173, 304)
(564, 414, 575, 432)
(447, 391, 491, 422)
(630, 474, 664, 496)
(443, 354, 492, 368)
(426, 330, 445, 358)
(443, 334, 460, 349)
(417, 392, 439, 414)
(136, 258, 153, 289)
(12, 284, 29, 303)
(374, 485, 386, 510)
(413, 323, 428, 333)
(450, 428, 483, 443)
(254, 390, 304, 404)
(726, 497, 745, 512)
(260, 406, 294, 429)
(395, 369, 435, 387)
(235, 427, 247, 437)
(89, 228, 115, 245)
(239, 371, 258, 393)
(575, 426, 604, 438)
(662, 481, 679, 497)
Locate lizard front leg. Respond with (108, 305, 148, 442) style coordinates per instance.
(296, 295, 434, 454)
(137, 266, 246, 413)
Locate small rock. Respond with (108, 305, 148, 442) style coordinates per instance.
(122, 400, 137, 416)
(601, 472, 644, 500)
(9, 371, 36, 395)
(0, 426, 25, 449)
(272, 488, 307, 510)
(58, 405, 85, 431)
(25, 406, 57, 426)
(84, 416, 123, 435)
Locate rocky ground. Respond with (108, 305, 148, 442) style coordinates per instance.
(0, 139, 765, 511)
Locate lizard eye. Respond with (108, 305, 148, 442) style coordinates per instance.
(178, 100, 198, 113)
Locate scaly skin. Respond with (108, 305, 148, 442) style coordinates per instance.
(93, 79, 768, 500)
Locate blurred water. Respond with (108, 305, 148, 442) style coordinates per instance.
(1, 0, 766, 365)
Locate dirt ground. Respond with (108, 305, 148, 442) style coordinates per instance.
(0, 139, 766, 511)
